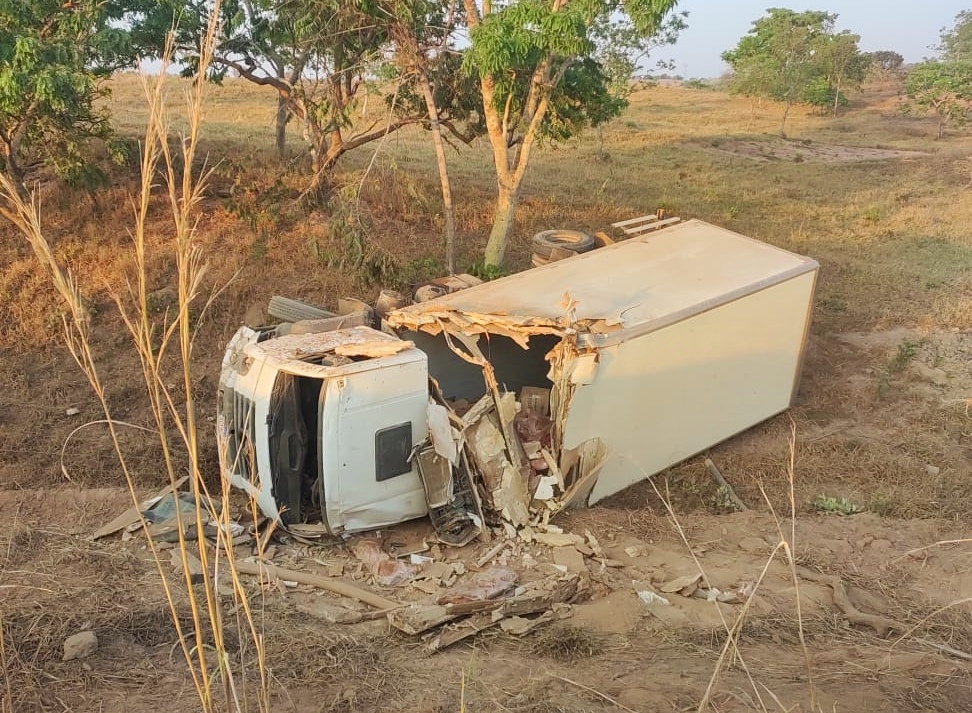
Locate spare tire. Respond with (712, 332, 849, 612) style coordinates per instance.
(531, 229, 597, 259)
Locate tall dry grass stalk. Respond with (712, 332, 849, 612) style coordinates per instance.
(0, 5, 274, 711)
(0, 612, 11, 713)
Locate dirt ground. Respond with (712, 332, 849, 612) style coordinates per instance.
(3, 79, 972, 712)
(703, 135, 930, 163)
(3, 485, 972, 712)
(2, 323, 972, 712)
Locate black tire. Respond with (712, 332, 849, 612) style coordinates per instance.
(268, 295, 335, 323)
(531, 229, 597, 259)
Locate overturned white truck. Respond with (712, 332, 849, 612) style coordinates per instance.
(217, 219, 818, 541)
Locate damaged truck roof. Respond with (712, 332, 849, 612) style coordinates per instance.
(386, 219, 818, 347)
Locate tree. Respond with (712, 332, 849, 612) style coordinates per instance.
(0, 0, 147, 214)
(462, 0, 682, 267)
(867, 50, 904, 74)
(205, 0, 307, 159)
(941, 10, 972, 62)
(386, 0, 475, 274)
(901, 12, 972, 139)
(902, 60, 972, 138)
(722, 8, 837, 135)
(591, 9, 688, 97)
(819, 31, 868, 116)
(170, 0, 426, 195)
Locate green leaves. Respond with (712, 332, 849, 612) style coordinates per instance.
(941, 10, 972, 62)
(722, 8, 864, 117)
(0, 0, 150, 192)
(467, 0, 678, 143)
(902, 60, 972, 136)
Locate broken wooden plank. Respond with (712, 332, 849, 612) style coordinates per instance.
(460, 394, 493, 429)
(234, 560, 400, 610)
(611, 214, 658, 229)
(475, 541, 508, 568)
(555, 440, 609, 511)
(388, 603, 455, 635)
(548, 246, 577, 262)
(466, 414, 509, 496)
(389, 572, 583, 636)
(622, 216, 682, 235)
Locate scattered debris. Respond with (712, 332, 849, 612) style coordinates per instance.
(437, 567, 517, 605)
(552, 546, 587, 574)
(170, 548, 204, 581)
(388, 570, 585, 650)
(475, 541, 509, 568)
(533, 531, 586, 548)
(658, 573, 703, 595)
(92, 476, 189, 539)
(636, 589, 671, 607)
(414, 274, 483, 303)
(62, 631, 98, 661)
(352, 539, 421, 587)
(65, 407, 80, 416)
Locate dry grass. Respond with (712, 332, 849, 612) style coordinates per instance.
(530, 624, 605, 662)
(2, 72, 972, 712)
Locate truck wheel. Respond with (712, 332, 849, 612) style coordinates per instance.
(268, 296, 335, 323)
(531, 230, 597, 259)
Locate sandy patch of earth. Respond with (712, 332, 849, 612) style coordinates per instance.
(705, 135, 929, 163)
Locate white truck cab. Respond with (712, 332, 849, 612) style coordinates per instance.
(217, 324, 431, 534)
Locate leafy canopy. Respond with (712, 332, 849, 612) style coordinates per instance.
(721, 8, 837, 105)
(867, 50, 904, 73)
(901, 11, 972, 138)
(902, 60, 972, 136)
(465, 0, 681, 143)
(941, 10, 972, 62)
(721, 7, 868, 125)
(0, 1, 148, 188)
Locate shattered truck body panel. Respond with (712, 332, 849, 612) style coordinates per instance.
(216, 325, 430, 533)
(387, 219, 818, 507)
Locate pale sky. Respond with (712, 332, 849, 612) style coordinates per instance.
(662, 1, 970, 78)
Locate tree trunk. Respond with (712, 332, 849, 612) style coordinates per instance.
(300, 131, 342, 201)
(832, 81, 842, 117)
(0, 142, 30, 223)
(484, 182, 518, 267)
(417, 69, 457, 274)
(780, 100, 791, 138)
(275, 94, 288, 160)
(273, 64, 290, 160)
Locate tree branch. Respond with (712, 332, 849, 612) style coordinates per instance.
(343, 118, 419, 152)
(214, 55, 292, 94)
